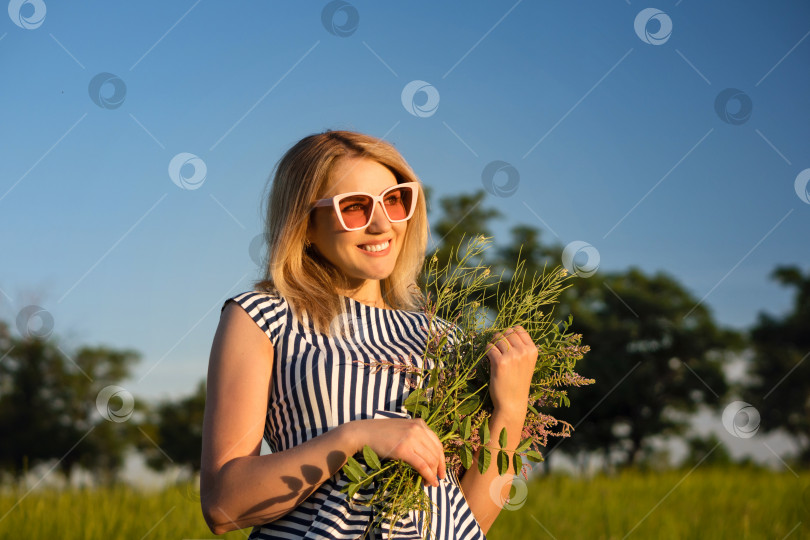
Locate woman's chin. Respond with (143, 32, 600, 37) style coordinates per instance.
(351, 262, 396, 281)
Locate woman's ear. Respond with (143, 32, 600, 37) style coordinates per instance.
(304, 213, 316, 245)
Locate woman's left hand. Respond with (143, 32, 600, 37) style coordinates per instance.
(484, 325, 538, 418)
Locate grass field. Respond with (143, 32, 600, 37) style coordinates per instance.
(1, 467, 806, 539)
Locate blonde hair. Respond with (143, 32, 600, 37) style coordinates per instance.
(253, 130, 429, 335)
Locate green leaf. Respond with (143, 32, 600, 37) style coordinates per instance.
(427, 365, 440, 388)
(497, 450, 508, 475)
(479, 417, 490, 445)
(477, 446, 491, 474)
(363, 445, 381, 470)
(347, 482, 361, 500)
(457, 395, 480, 416)
(525, 450, 544, 463)
(417, 404, 429, 418)
(403, 388, 430, 408)
(403, 389, 428, 412)
(499, 427, 508, 449)
(561, 394, 571, 407)
(461, 416, 471, 439)
(527, 404, 539, 415)
(343, 464, 360, 483)
(460, 443, 473, 469)
(516, 438, 533, 454)
(403, 389, 420, 408)
(345, 456, 366, 480)
(513, 452, 523, 474)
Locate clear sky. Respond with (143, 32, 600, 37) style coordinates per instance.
(1, 0, 808, 410)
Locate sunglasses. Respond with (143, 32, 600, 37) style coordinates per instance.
(311, 182, 419, 231)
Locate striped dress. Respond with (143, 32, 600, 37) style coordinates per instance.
(221, 288, 488, 540)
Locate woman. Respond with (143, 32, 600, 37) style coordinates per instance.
(200, 130, 537, 539)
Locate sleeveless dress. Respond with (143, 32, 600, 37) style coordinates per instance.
(221, 288, 488, 540)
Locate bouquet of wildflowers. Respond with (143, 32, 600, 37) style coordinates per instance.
(340, 235, 593, 540)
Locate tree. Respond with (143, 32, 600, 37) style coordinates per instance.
(552, 267, 744, 469)
(743, 265, 810, 465)
(69, 345, 146, 485)
(0, 327, 141, 485)
(426, 189, 502, 269)
(136, 379, 207, 475)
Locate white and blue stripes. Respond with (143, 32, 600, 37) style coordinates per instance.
(221, 289, 487, 540)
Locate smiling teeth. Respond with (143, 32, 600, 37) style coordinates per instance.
(360, 240, 389, 252)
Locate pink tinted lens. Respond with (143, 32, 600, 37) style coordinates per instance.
(383, 186, 413, 221)
(338, 194, 374, 229)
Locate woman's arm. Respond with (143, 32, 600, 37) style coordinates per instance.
(458, 408, 526, 534)
(200, 302, 362, 535)
(459, 325, 536, 534)
(201, 302, 450, 535)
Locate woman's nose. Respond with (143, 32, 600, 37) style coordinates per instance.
(367, 201, 392, 231)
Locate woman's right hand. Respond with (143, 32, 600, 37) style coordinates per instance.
(348, 418, 447, 488)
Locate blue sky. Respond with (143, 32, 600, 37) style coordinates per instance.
(1, 0, 808, 405)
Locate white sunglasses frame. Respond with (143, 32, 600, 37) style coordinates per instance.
(310, 181, 419, 231)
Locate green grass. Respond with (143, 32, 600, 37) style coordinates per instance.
(0, 480, 242, 540)
(487, 466, 808, 540)
(0, 467, 806, 539)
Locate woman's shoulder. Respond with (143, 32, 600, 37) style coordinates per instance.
(221, 288, 289, 344)
(222, 288, 288, 314)
(223, 287, 286, 306)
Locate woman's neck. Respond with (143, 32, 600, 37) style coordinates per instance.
(337, 279, 390, 309)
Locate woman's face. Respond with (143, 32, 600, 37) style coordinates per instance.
(307, 156, 408, 290)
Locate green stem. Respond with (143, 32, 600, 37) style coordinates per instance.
(356, 461, 398, 484)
